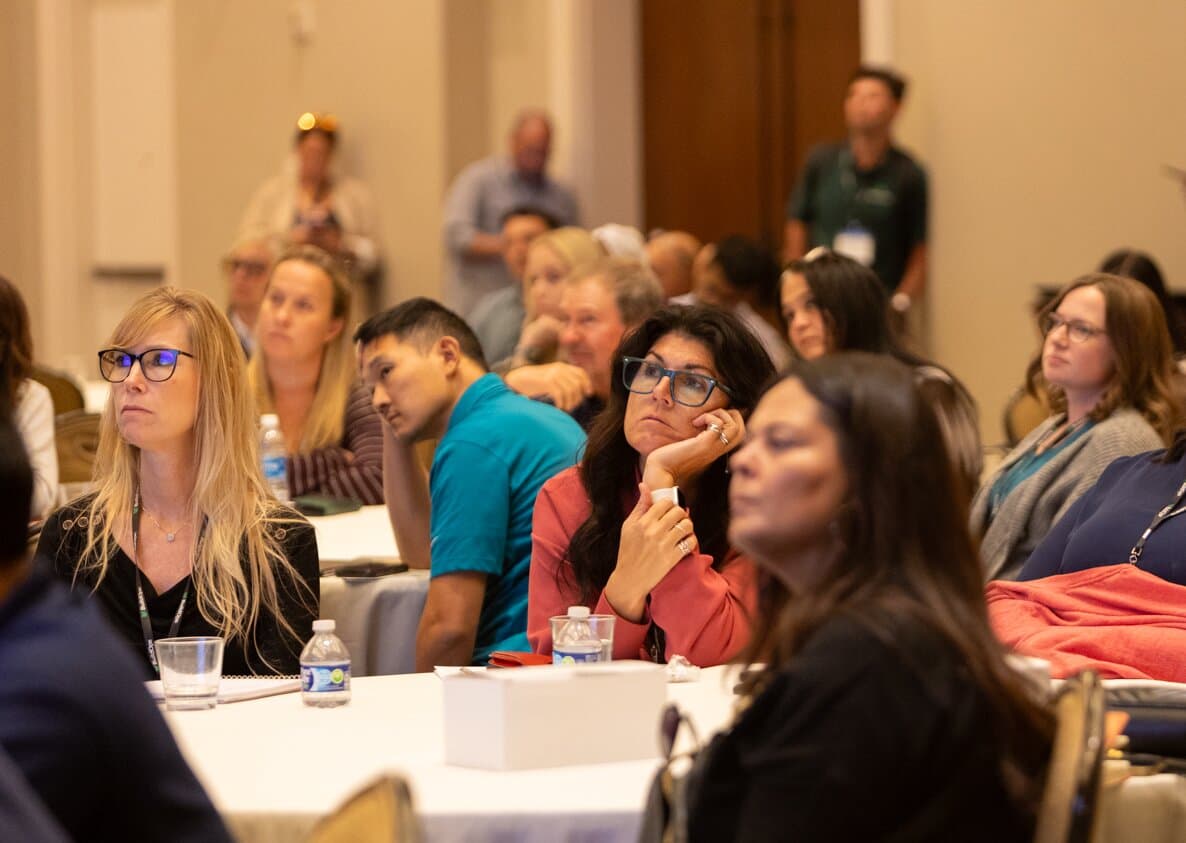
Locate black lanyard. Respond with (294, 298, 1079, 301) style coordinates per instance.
(1128, 479, 1186, 565)
(132, 488, 197, 674)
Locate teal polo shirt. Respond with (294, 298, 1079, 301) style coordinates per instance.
(429, 373, 585, 664)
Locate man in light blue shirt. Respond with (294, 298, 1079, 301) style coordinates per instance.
(356, 298, 585, 668)
(442, 111, 580, 317)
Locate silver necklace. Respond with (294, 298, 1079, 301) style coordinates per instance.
(142, 508, 189, 543)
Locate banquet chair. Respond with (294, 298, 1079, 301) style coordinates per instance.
(30, 366, 84, 416)
(309, 773, 420, 843)
(54, 411, 100, 486)
(1033, 670, 1105, 843)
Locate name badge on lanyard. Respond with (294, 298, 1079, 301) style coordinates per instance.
(833, 223, 875, 267)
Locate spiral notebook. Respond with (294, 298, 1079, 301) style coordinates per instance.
(146, 676, 301, 705)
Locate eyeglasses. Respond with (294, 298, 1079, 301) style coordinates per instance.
(97, 348, 194, 383)
(621, 356, 734, 408)
(1041, 313, 1106, 344)
(222, 257, 269, 277)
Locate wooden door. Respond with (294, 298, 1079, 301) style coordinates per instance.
(640, 0, 860, 253)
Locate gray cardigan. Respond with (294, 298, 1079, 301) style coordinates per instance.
(970, 408, 1163, 581)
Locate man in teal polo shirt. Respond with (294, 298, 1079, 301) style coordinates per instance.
(355, 298, 585, 669)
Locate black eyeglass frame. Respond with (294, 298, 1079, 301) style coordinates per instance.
(97, 347, 195, 383)
(621, 356, 735, 408)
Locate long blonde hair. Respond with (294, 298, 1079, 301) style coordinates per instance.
(248, 245, 354, 452)
(80, 287, 313, 660)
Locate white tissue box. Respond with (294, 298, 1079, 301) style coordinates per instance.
(442, 661, 667, 770)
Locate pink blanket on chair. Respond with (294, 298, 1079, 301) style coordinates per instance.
(986, 564, 1186, 681)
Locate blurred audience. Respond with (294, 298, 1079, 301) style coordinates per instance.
(781, 250, 981, 499)
(248, 246, 383, 504)
(646, 230, 702, 299)
(1098, 248, 1186, 356)
(468, 207, 558, 365)
(35, 287, 319, 677)
(222, 236, 276, 357)
(784, 66, 927, 315)
(504, 257, 663, 427)
(529, 305, 773, 664)
(443, 110, 580, 317)
(239, 112, 379, 287)
(691, 354, 1049, 841)
(1, 418, 234, 842)
(0, 276, 57, 520)
(591, 223, 647, 261)
(693, 237, 793, 370)
(514, 226, 604, 365)
(971, 274, 1180, 580)
(356, 299, 584, 669)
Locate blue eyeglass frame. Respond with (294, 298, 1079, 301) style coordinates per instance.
(620, 356, 735, 407)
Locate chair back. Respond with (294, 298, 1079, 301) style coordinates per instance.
(30, 366, 84, 415)
(1033, 670, 1105, 843)
(309, 774, 420, 843)
(55, 410, 100, 486)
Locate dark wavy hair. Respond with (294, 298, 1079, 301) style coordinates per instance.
(0, 276, 34, 420)
(781, 251, 982, 500)
(564, 305, 776, 604)
(736, 353, 1052, 819)
(782, 251, 893, 355)
(1098, 248, 1186, 354)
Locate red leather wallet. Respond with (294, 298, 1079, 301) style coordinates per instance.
(487, 651, 552, 668)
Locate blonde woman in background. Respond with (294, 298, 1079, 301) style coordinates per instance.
(248, 245, 383, 504)
(35, 287, 319, 676)
(502, 226, 605, 409)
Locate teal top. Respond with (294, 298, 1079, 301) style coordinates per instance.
(429, 374, 585, 663)
(987, 417, 1094, 522)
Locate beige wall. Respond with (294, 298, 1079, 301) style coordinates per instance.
(890, 0, 1186, 442)
(174, 0, 450, 315)
(0, 0, 42, 332)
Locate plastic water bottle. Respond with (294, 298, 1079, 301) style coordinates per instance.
(553, 606, 604, 665)
(300, 619, 351, 707)
(260, 414, 289, 503)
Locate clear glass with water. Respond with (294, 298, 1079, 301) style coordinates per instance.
(300, 619, 351, 707)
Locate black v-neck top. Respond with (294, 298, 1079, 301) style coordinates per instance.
(34, 494, 320, 677)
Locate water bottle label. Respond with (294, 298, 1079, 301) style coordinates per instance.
(553, 648, 603, 665)
(262, 455, 287, 482)
(301, 662, 350, 693)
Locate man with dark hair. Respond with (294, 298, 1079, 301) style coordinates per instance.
(0, 420, 232, 842)
(468, 206, 558, 364)
(442, 110, 580, 317)
(355, 299, 584, 669)
(783, 64, 928, 315)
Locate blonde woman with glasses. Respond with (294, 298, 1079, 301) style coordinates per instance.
(248, 245, 383, 504)
(35, 287, 319, 676)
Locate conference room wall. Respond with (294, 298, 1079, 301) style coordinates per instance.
(887, 0, 1186, 442)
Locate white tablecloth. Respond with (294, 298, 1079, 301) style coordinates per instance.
(165, 666, 1185, 843)
(308, 506, 399, 565)
(319, 572, 429, 676)
(310, 506, 427, 676)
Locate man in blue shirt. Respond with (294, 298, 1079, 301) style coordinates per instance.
(0, 420, 231, 842)
(356, 298, 585, 669)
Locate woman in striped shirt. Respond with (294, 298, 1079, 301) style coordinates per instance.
(248, 245, 383, 504)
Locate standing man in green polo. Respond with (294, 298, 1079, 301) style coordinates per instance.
(783, 65, 928, 319)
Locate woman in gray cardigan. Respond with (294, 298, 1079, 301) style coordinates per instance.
(972, 274, 1180, 581)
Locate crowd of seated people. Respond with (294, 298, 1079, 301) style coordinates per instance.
(17, 89, 1186, 842)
